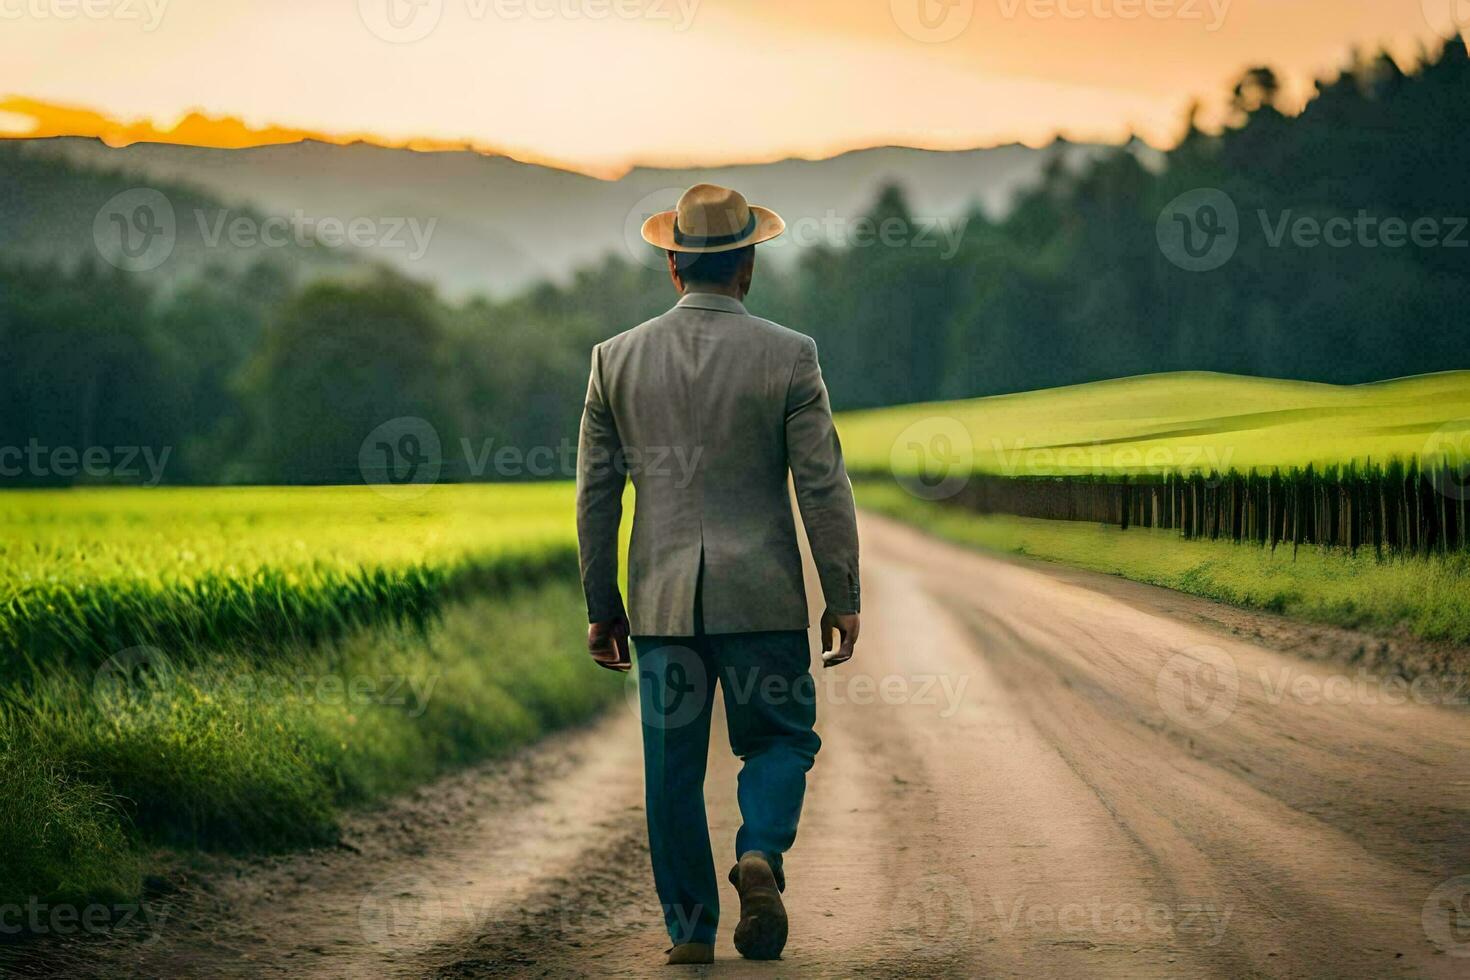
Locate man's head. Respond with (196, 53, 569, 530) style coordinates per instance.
(667, 245, 755, 298)
(640, 183, 785, 301)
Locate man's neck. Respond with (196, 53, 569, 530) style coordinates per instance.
(681, 283, 745, 301)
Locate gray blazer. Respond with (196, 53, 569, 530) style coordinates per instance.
(576, 292, 860, 636)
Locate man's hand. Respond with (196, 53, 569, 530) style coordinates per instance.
(820, 609, 860, 668)
(587, 616, 632, 673)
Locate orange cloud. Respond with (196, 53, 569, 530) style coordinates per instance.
(0, 95, 603, 175)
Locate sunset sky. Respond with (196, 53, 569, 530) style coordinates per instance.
(0, 0, 1461, 176)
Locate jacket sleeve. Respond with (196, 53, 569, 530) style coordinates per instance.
(785, 337, 861, 615)
(576, 344, 627, 623)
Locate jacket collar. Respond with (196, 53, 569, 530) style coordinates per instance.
(675, 292, 748, 316)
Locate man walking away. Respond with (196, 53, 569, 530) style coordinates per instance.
(576, 184, 862, 965)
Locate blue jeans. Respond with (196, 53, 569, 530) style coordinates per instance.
(633, 628, 820, 946)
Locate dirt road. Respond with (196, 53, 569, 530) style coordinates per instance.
(25, 513, 1470, 978)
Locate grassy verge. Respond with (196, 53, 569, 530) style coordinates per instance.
(857, 481, 1470, 644)
(0, 578, 616, 912)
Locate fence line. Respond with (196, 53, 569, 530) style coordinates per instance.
(943, 460, 1470, 557)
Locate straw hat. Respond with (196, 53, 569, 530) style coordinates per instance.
(641, 183, 786, 253)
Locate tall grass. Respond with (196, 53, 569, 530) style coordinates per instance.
(0, 484, 579, 680)
(0, 580, 616, 910)
(0, 738, 140, 908)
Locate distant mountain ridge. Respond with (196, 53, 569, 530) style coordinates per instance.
(9, 135, 1134, 297)
(0, 141, 356, 290)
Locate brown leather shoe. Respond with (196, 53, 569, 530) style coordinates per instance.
(666, 942, 714, 965)
(730, 852, 788, 960)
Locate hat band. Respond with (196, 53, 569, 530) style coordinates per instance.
(673, 212, 758, 248)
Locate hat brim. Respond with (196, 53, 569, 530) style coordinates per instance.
(641, 205, 785, 253)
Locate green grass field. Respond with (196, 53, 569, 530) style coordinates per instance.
(1, 484, 580, 679)
(0, 483, 619, 914)
(837, 371, 1470, 477)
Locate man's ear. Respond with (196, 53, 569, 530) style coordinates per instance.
(666, 250, 684, 294)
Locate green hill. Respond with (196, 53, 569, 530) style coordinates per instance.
(837, 370, 1470, 477)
